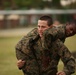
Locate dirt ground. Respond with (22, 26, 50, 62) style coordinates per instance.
(0, 27, 34, 37)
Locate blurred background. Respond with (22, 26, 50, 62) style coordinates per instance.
(0, 0, 76, 75)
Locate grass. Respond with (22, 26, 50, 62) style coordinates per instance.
(0, 35, 76, 75)
(64, 35, 76, 52)
(0, 36, 23, 75)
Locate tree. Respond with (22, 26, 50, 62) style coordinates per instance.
(51, 0, 63, 9)
(0, 0, 5, 10)
(0, 0, 76, 10)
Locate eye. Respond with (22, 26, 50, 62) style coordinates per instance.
(42, 26, 45, 28)
(70, 28, 73, 31)
(38, 25, 40, 28)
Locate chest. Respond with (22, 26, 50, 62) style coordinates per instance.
(34, 40, 59, 60)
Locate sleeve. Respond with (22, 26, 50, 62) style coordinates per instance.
(15, 41, 26, 60)
(15, 28, 39, 74)
(43, 25, 66, 41)
(57, 40, 76, 75)
(15, 38, 30, 60)
(15, 28, 38, 68)
(41, 25, 66, 50)
(15, 28, 38, 59)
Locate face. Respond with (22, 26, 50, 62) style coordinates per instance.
(66, 24, 76, 37)
(37, 20, 51, 38)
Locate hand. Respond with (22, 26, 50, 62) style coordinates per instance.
(17, 60, 25, 69)
(56, 71, 66, 75)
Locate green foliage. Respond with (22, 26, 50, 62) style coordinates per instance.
(1, 0, 76, 10)
(15, 0, 44, 9)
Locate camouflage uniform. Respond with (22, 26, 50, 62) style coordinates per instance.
(16, 28, 40, 75)
(15, 26, 75, 75)
(41, 25, 66, 50)
(41, 25, 75, 75)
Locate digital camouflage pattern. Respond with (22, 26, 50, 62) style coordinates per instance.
(41, 25, 66, 50)
(16, 28, 40, 75)
(15, 25, 75, 75)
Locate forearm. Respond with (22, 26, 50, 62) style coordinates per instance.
(41, 25, 66, 50)
(63, 56, 76, 75)
(16, 48, 27, 70)
(16, 48, 27, 60)
(58, 43, 76, 74)
(43, 25, 66, 41)
(15, 45, 39, 74)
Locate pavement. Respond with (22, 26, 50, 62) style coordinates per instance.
(0, 27, 34, 37)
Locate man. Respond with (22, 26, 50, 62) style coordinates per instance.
(40, 22, 76, 75)
(15, 15, 76, 75)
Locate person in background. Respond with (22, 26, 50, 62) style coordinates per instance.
(53, 20, 62, 26)
(15, 15, 76, 75)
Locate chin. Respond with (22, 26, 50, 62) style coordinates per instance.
(40, 35, 42, 38)
(39, 33, 42, 37)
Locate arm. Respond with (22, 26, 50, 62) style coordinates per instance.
(57, 40, 76, 75)
(15, 28, 38, 69)
(15, 40, 39, 74)
(15, 27, 38, 57)
(42, 25, 66, 50)
(15, 28, 40, 74)
(43, 25, 66, 41)
(15, 38, 32, 69)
